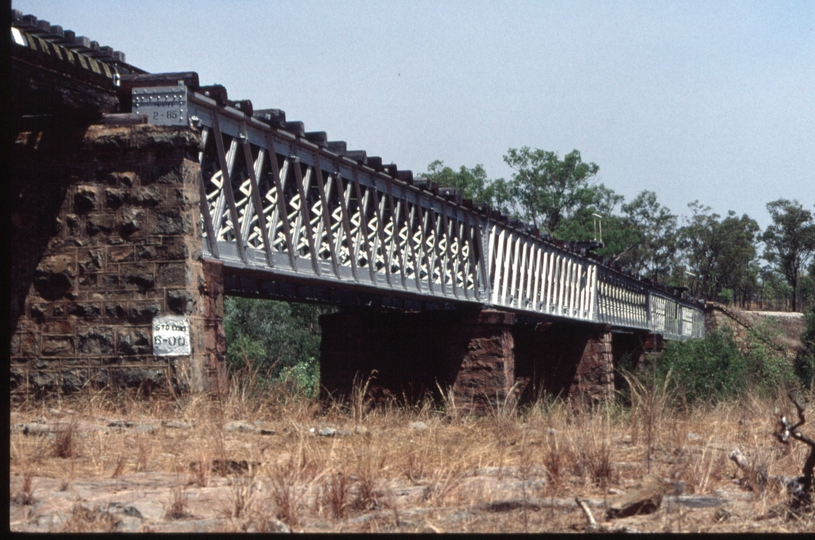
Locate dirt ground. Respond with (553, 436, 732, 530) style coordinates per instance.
(9, 388, 815, 533)
(736, 309, 807, 356)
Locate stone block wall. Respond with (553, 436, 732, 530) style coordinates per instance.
(319, 309, 516, 412)
(320, 308, 630, 410)
(609, 331, 657, 390)
(570, 326, 614, 403)
(515, 321, 615, 404)
(704, 302, 752, 352)
(10, 121, 226, 397)
(449, 310, 516, 411)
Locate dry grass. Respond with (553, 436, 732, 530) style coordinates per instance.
(166, 486, 189, 520)
(11, 471, 36, 506)
(9, 379, 815, 533)
(52, 416, 79, 459)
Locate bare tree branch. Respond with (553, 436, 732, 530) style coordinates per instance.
(776, 393, 815, 507)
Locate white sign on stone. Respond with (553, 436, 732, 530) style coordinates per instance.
(152, 315, 191, 356)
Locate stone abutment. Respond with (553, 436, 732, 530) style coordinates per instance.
(11, 121, 226, 397)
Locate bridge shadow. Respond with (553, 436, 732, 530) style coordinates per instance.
(319, 309, 640, 409)
(513, 321, 591, 403)
(319, 308, 484, 406)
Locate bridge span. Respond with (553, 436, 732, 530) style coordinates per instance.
(11, 11, 704, 408)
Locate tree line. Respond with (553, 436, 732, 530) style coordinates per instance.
(426, 147, 815, 311)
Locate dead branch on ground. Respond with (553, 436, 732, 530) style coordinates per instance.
(775, 393, 815, 509)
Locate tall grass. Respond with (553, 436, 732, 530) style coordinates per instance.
(11, 349, 815, 533)
(621, 367, 674, 471)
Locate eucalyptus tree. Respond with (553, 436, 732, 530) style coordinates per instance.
(677, 202, 760, 301)
(424, 160, 512, 213)
(762, 199, 815, 311)
(502, 147, 601, 234)
(610, 190, 679, 282)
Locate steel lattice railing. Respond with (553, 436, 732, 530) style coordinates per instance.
(188, 90, 705, 340)
(191, 93, 487, 303)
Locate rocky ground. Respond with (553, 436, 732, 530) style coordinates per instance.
(10, 395, 815, 533)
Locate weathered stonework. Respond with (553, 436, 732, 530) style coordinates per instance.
(11, 122, 226, 397)
(704, 302, 753, 352)
(320, 309, 627, 410)
(450, 310, 516, 412)
(319, 309, 517, 412)
(569, 326, 614, 403)
(514, 321, 621, 405)
(704, 302, 795, 362)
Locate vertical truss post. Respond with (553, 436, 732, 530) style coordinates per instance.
(532, 248, 542, 310)
(546, 253, 556, 313)
(334, 167, 359, 282)
(406, 203, 422, 292)
(501, 232, 514, 304)
(370, 186, 392, 288)
(463, 214, 478, 300)
(264, 134, 297, 271)
(428, 208, 444, 294)
(351, 169, 376, 284)
(509, 235, 520, 305)
(312, 152, 340, 278)
(441, 212, 457, 298)
(588, 264, 597, 321)
(386, 183, 407, 289)
(491, 227, 504, 306)
(292, 156, 320, 276)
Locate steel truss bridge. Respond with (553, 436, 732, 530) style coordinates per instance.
(12, 11, 705, 341)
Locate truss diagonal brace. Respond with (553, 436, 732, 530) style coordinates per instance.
(241, 127, 274, 267)
(210, 110, 247, 262)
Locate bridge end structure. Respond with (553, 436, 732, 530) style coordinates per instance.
(9, 117, 663, 405)
(11, 120, 227, 398)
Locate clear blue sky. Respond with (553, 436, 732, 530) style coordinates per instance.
(14, 0, 815, 231)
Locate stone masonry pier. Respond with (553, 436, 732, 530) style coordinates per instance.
(319, 309, 659, 411)
(11, 121, 226, 397)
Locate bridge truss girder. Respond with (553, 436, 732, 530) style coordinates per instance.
(188, 90, 704, 341)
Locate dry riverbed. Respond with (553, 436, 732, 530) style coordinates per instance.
(10, 390, 815, 533)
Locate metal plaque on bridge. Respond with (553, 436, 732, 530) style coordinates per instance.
(152, 315, 191, 356)
(133, 86, 188, 126)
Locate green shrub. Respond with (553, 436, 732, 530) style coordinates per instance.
(654, 325, 798, 406)
(223, 297, 334, 396)
(657, 328, 745, 404)
(275, 356, 320, 397)
(795, 308, 815, 390)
